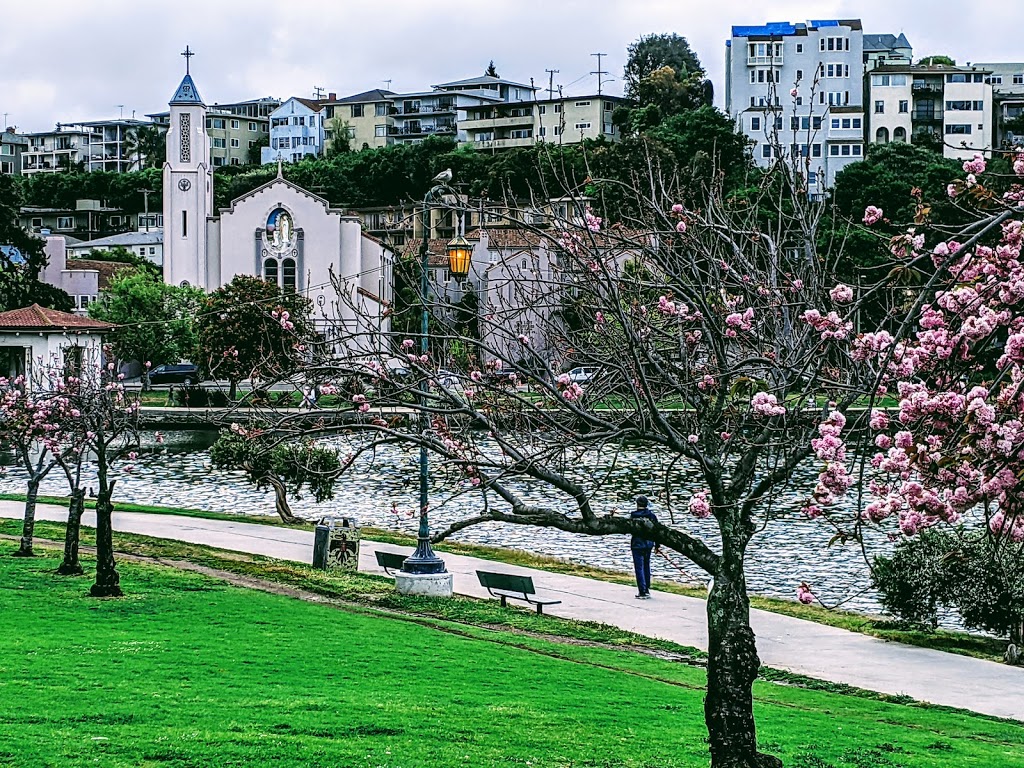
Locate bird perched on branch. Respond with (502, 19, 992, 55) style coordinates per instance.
(432, 168, 452, 184)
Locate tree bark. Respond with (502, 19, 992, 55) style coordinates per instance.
(266, 475, 300, 524)
(704, 516, 781, 768)
(90, 480, 122, 597)
(57, 488, 86, 576)
(12, 478, 41, 557)
(229, 380, 237, 401)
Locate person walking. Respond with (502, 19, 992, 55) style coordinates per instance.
(630, 495, 658, 599)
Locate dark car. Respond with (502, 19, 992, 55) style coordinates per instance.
(148, 363, 199, 385)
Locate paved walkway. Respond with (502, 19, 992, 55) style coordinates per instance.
(3, 500, 1023, 721)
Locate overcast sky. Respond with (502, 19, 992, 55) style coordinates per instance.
(2, 0, 1021, 132)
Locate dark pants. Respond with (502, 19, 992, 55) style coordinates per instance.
(632, 547, 652, 594)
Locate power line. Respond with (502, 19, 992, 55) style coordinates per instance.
(313, 86, 326, 100)
(590, 52, 608, 96)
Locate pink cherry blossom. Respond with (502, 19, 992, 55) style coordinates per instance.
(863, 206, 883, 225)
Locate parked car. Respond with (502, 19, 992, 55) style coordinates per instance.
(566, 366, 599, 384)
(148, 363, 200, 385)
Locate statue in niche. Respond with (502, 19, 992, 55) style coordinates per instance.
(266, 208, 294, 253)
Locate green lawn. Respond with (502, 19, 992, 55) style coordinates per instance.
(1, 554, 1022, 768)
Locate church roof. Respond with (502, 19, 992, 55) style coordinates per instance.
(170, 74, 205, 106)
(0, 304, 113, 332)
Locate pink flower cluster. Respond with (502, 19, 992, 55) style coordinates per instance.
(584, 209, 602, 233)
(801, 309, 852, 340)
(963, 152, 987, 175)
(863, 206, 883, 225)
(797, 583, 814, 605)
(751, 392, 785, 417)
(829, 284, 854, 304)
(352, 394, 370, 413)
(688, 490, 711, 519)
(725, 307, 754, 338)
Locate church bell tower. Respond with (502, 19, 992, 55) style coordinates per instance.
(163, 46, 212, 290)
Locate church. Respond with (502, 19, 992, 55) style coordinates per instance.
(161, 63, 393, 351)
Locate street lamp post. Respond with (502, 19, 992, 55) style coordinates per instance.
(397, 177, 474, 585)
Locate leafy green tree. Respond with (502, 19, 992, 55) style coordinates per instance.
(80, 245, 161, 277)
(196, 275, 314, 399)
(248, 135, 269, 165)
(123, 124, 166, 170)
(916, 55, 956, 66)
(645, 106, 753, 192)
(325, 118, 353, 157)
(209, 425, 343, 523)
(89, 268, 203, 388)
(0, 175, 74, 312)
(622, 33, 711, 124)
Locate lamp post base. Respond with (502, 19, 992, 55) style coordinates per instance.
(395, 571, 454, 598)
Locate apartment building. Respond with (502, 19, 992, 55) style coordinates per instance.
(462, 94, 623, 149)
(977, 63, 1024, 148)
(725, 19, 865, 191)
(323, 89, 396, 150)
(20, 119, 153, 175)
(20, 199, 138, 241)
(866, 64, 993, 159)
(863, 33, 912, 71)
(0, 129, 27, 175)
(262, 97, 326, 164)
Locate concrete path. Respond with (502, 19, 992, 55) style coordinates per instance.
(3, 500, 1023, 721)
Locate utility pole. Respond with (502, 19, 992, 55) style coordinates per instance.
(383, 79, 393, 91)
(313, 86, 326, 100)
(2, 113, 7, 130)
(545, 69, 559, 99)
(117, 105, 124, 119)
(590, 52, 608, 96)
(139, 188, 155, 233)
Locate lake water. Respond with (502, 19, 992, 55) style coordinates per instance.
(0, 428, 897, 616)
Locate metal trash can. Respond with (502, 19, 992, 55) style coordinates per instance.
(312, 517, 360, 571)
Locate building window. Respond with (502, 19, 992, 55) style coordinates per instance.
(812, 143, 822, 157)
(893, 127, 907, 142)
(57, 216, 73, 230)
(945, 124, 972, 135)
(898, 99, 909, 113)
(282, 258, 297, 292)
(750, 116, 761, 131)
(248, 121, 258, 131)
(264, 258, 279, 285)
(538, 126, 546, 137)
(875, 101, 884, 114)
(830, 145, 840, 156)
(230, 138, 240, 148)
(248, 140, 256, 148)
(31, 217, 42, 228)
(553, 104, 562, 113)
(575, 122, 591, 130)
(110, 215, 122, 226)
(852, 145, 862, 156)
(831, 118, 840, 129)
(574, 101, 591, 107)
(182, 210, 187, 237)
(876, 127, 889, 143)
(761, 144, 772, 159)
(351, 104, 364, 118)
(149, 247, 156, 255)
(1015, 74, 1024, 85)
(375, 125, 387, 137)
(209, 118, 225, 129)
(375, 103, 387, 117)
(853, 118, 862, 128)
(795, 43, 803, 53)
(230, 119, 239, 129)
(511, 128, 532, 139)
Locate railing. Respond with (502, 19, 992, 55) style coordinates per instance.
(747, 55, 783, 66)
(912, 82, 942, 94)
(912, 109, 943, 122)
(388, 123, 456, 136)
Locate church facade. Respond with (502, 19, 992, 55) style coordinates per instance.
(162, 67, 393, 352)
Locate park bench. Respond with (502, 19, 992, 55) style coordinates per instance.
(375, 550, 409, 576)
(476, 570, 562, 614)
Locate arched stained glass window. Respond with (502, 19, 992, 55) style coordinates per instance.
(282, 258, 297, 292)
(264, 258, 279, 285)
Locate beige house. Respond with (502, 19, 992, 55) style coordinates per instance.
(461, 94, 624, 149)
(323, 89, 396, 150)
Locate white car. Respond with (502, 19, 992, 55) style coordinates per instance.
(566, 366, 599, 384)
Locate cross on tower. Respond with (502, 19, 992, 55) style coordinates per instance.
(181, 45, 195, 74)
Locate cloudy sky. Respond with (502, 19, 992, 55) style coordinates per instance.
(2, 0, 1021, 131)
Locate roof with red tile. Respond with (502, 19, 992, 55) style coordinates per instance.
(0, 304, 113, 332)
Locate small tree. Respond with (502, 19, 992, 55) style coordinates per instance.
(209, 424, 344, 523)
(0, 375, 78, 556)
(196, 275, 314, 399)
(485, 60, 499, 78)
(89, 268, 203, 389)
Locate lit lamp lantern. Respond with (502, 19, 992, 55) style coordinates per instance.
(446, 235, 473, 281)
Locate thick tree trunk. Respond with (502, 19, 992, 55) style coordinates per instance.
(704, 521, 781, 768)
(57, 488, 86, 576)
(267, 475, 300, 524)
(12, 478, 41, 557)
(90, 481, 122, 597)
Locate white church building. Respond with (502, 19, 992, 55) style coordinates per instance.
(162, 65, 393, 351)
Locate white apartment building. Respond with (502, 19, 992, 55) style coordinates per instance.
(725, 19, 865, 192)
(262, 97, 326, 164)
(461, 95, 623, 149)
(866, 64, 993, 160)
(977, 63, 1024, 148)
(20, 119, 151, 175)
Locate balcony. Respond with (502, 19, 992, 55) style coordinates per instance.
(461, 114, 534, 131)
(747, 54, 783, 66)
(912, 82, 942, 94)
(474, 136, 536, 150)
(395, 102, 456, 117)
(912, 109, 944, 123)
(389, 123, 456, 137)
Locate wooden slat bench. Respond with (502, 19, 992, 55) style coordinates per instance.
(375, 550, 409, 576)
(476, 570, 561, 614)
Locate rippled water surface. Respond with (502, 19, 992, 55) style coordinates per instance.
(1, 429, 896, 614)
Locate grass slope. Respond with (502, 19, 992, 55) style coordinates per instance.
(1, 553, 1023, 768)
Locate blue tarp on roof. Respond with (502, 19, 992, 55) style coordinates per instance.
(732, 19, 842, 37)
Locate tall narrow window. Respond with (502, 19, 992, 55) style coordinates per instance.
(282, 258, 297, 292)
(182, 210, 187, 237)
(264, 258, 279, 285)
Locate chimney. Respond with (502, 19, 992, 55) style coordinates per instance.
(328, 92, 337, 101)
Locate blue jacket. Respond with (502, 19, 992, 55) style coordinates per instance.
(630, 507, 658, 550)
